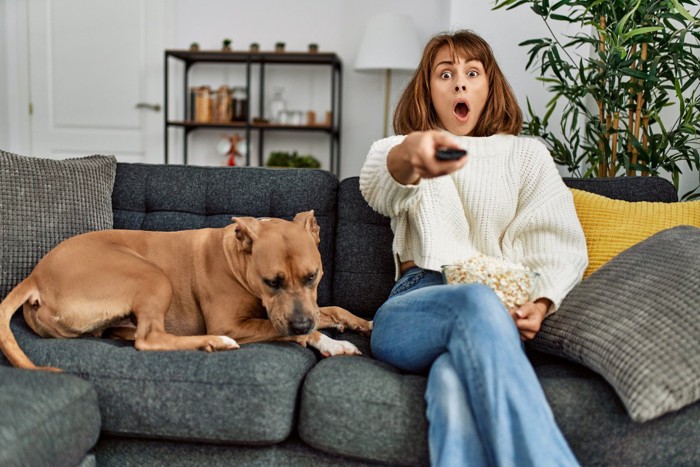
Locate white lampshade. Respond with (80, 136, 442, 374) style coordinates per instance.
(355, 13, 422, 71)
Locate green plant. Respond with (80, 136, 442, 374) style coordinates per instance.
(265, 151, 321, 169)
(494, 0, 700, 199)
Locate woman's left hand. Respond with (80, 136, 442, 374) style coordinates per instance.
(509, 298, 551, 341)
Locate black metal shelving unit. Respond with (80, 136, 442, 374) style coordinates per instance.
(164, 50, 343, 175)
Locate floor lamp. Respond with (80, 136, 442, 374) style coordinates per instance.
(355, 13, 422, 138)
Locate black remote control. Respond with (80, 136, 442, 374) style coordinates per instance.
(436, 148, 467, 160)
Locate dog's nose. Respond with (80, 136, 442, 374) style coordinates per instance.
(290, 315, 313, 335)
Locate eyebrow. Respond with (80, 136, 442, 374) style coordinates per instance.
(433, 59, 482, 71)
(434, 60, 454, 69)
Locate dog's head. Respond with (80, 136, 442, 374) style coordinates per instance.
(228, 210, 322, 336)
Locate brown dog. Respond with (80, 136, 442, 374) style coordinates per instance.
(0, 211, 371, 371)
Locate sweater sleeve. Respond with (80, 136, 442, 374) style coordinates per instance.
(359, 136, 423, 217)
(503, 138, 588, 313)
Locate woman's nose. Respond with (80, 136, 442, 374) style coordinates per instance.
(454, 85, 467, 92)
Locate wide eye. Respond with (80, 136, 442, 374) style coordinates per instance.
(264, 277, 283, 290)
(440, 70, 452, 79)
(467, 70, 479, 78)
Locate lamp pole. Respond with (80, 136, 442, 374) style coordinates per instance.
(383, 68, 392, 138)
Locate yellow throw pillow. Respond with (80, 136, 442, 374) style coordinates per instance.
(571, 188, 700, 278)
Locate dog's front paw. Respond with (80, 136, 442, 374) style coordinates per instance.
(204, 336, 240, 352)
(314, 333, 362, 357)
(355, 319, 372, 335)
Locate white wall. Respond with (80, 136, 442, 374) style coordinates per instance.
(0, 0, 697, 193)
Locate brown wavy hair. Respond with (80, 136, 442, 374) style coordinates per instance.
(393, 29, 522, 136)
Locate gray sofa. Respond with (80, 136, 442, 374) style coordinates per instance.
(1, 162, 699, 466)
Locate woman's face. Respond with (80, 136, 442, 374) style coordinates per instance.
(429, 45, 489, 136)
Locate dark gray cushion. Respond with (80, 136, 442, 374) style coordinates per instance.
(0, 366, 101, 467)
(299, 355, 429, 466)
(562, 176, 678, 202)
(5, 315, 316, 445)
(530, 225, 700, 422)
(112, 163, 338, 306)
(0, 150, 116, 299)
(531, 351, 700, 465)
(95, 434, 375, 467)
(332, 177, 395, 320)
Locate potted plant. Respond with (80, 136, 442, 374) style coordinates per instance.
(494, 0, 700, 199)
(266, 151, 321, 168)
(222, 38, 232, 52)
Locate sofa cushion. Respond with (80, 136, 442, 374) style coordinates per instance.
(530, 226, 700, 422)
(571, 188, 700, 277)
(112, 163, 338, 306)
(332, 177, 395, 320)
(5, 315, 316, 445)
(530, 350, 700, 465)
(0, 365, 101, 467)
(299, 355, 429, 466)
(562, 176, 678, 202)
(0, 150, 116, 299)
(95, 434, 371, 467)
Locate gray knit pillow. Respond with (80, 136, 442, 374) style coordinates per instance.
(530, 225, 700, 422)
(0, 150, 116, 299)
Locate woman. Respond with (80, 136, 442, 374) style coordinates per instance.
(359, 30, 587, 466)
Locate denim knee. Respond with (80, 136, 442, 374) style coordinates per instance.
(443, 283, 517, 338)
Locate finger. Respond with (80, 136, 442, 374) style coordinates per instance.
(516, 317, 542, 337)
(520, 330, 536, 341)
(432, 131, 460, 148)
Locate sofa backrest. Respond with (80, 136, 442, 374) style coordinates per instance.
(331, 178, 395, 320)
(111, 163, 339, 306)
(332, 175, 679, 320)
(562, 176, 678, 202)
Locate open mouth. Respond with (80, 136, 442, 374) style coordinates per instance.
(454, 101, 469, 120)
(454, 102, 469, 120)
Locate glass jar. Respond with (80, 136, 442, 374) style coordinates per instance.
(194, 86, 213, 123)
(232, 87, 248, 121)
(215, 85, 233, 122)
(268, 87, 286, 123)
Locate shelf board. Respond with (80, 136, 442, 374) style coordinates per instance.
(166, 49, 341, 66)
(167, 120, 334, 132)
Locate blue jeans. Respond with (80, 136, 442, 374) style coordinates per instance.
(371, 268, 579, 467)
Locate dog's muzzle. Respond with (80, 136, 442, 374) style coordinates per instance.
(288, 301, 315, 335)
(290, 314, 313, 335)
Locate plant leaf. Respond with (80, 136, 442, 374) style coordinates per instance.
(622, 26, 664, 40)
(670, 0, 698, 24)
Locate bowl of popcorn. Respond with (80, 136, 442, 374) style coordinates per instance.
(441, 254, 539, 309)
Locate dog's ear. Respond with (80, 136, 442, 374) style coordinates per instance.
(231, 217, 259, 253)
(293, 210, 320, 245)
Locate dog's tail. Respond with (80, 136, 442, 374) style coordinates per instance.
(0, 277, 45, 370)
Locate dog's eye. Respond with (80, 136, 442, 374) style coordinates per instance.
(305, 271, 318, 285)
(264, 277, 283, 289)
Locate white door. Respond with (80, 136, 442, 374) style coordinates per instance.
(28, 0, 165, 163)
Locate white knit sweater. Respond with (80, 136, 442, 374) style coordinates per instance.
(359, 133, 588, 312)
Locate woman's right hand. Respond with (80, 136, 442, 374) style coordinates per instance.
(387, 131, 468, 185)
